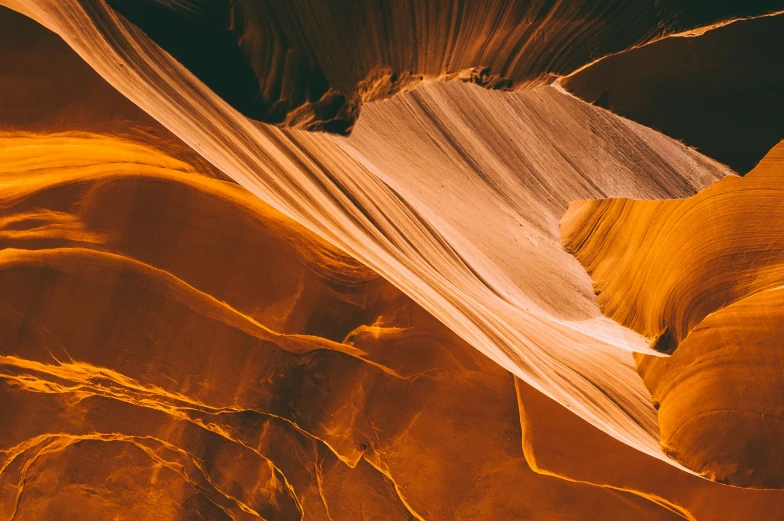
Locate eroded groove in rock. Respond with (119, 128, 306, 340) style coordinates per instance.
(100, 0, 784, 133)
(636, 287, 784, 488)
(516, 377, 784, 520)
(562, 141, 784, 354)
(563, 13, 784, 174)
(562, 141, 784, 487)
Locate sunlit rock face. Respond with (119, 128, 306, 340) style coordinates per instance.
(563, 142, 784, 488)
(1, 1, 784, 520)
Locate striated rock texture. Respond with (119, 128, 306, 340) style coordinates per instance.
(0, 133, 695, 521)
(563, 13, 784, 174)
(562, 142, 784, 488)
(103, 0, 784, 133)
(1, 0, 743, 467)
(1, 0, 784, 519)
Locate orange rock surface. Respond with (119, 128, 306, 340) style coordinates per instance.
(0, 133, 691, 520)
(1, 1, 783, 519)
(101, 0, 784, 133)
(563, 142, 784, 488)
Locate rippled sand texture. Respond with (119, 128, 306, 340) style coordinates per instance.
(1, 0, 784, 519)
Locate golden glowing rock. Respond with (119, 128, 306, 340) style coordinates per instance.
(563, 142, 784, 487)
(0, 0, 731, 458)
(0, 134, 696, 520)
(1, 1, 784, 518)
(563, 142, 784, 355)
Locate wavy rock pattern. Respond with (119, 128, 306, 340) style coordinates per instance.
(0, 0, 742, 467)
(516, 378, 784, 520)
(563, 142, 784, 487)
(0, 133, 699, 520)
(1, 0, 783, 518)
(104, 0, 784, 133)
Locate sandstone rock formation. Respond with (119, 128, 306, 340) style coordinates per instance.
(563, 142, 784, 489)
(0, 5, 224, 178)
(103, 0, 784, 133)
(0, 0, 783, 519)
(0, 132, 691, 520)
(1, 0, 740, 463)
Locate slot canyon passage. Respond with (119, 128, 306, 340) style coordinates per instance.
(0, 1, 782, 520)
